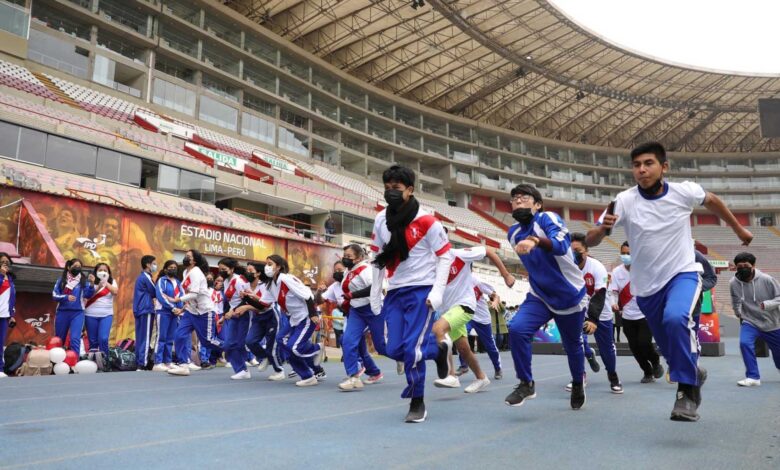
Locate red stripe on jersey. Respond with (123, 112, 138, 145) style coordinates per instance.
(370, 245, 379, 252)
(618, 283, 633, 309)
(447, 257, 466, 284)
(277, 282, 290, 313)
(435, 243, 451, 256)
(85, 286, 110, 308)
(342, 264, 368, 294)
(182, 275, 191, 291)
(0, 276, 10, 296)
(404, 215, 437, 251)
(473, 285, 482, 300)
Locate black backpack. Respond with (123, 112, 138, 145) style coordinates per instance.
(108, 347, 137, 372)
(3, 343, 30, 376)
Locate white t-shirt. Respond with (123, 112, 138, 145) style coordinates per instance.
(370, 208, 451, 291)
(224, 273, 250, 309)
(181, 267, 215, 315)
(581, 256, 612, 321)
(269, 272, 313, 326)
(440, 246, 486, 314)
(85, 280, 118, 318)
(599, 181, 706, 297)
(472, 276, 495, 325)
(609, 264, 644, 320)
(323, 281, 344, 304)
(341, 260, 373, 309)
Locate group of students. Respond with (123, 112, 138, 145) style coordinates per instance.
(3, 140, 779, 427)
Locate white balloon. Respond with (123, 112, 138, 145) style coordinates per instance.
(74, 360, 98, 374)
(53, 362, 71, 375)
(49, 347, 66, 364)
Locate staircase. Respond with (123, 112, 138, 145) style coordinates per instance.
(32, 72, 80, 109)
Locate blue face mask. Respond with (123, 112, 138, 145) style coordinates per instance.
(573, 251, 584, 265)
(620, 254, 632, 266)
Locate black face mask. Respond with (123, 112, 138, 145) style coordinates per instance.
(512, 208, 534, 225)
(341, 258, 355, 270)
(333, 271, 344, 282)
(70, 267, 82, 276)
(384, 189, 405, 209)
(182, 256, 192, 267)
(573, 251, 584, 266)
(207, 279, 214, 289)
(736, 267, 754, 282)
(166, 269, 177, 278)
(245, 272, 256, 283)
(219, 270, 230, 280)
(638, 178, 664, 197)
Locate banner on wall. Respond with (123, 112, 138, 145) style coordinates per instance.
(184, 143, 245, 172)
(0, 187, 338, 345)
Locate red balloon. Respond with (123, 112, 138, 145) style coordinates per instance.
(46, 337, 63, 350)
(64, 350, 79, 368)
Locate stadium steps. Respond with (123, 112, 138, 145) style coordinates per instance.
(32, 72, 80, 109)
(767, 225, 780, 239)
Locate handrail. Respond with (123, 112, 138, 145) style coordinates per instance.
(66, 188, 127, 207)
(234, 207, 323, 234)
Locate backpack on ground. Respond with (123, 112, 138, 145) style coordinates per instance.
(3, 343, 31, 376)
(19, 347, 53, 376)
(86, 350, 110, 372)
(108, 347, 137, 371)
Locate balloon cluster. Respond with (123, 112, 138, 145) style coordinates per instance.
(45, 336, 97, 375)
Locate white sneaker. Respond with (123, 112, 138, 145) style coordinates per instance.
(249, 358, 260, 367)
(167, 365, 191, 376)
(268, 370, 286, 381)
(434, 375, 461, 388)
(296, 376, 319, 387)
(465, 377, 491, 394)
(165, 363, 176, 369)
(187, 363, 201, 371)
(0, 372, 7, 378)
(737, 378, 761, 387)
(231, 370, 252, 380)
(152, 364, 170, 372)
(339, 376, 364, 391)
(257, 358, 269, 372)
(396, 361, 405, 375)
(565, 374, 588, 392)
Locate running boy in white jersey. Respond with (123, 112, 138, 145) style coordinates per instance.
(570, 233, 622, 394)
(587, 141, 752, 421)
(456, 275, 504, 380)
(432, 246, 514, 393)
(370, 165, 453, 423)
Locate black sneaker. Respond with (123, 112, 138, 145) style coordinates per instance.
(670, 387, 699, 422)
(693, 367, 707, 406)
(586, 353, 600, 373)
(640, 374, 655, 384)
(455, 366, 469, 377)
(405, 397, 427, 423)
(505, 381, 536, 407)
(313, 365, 327, 381)
(653, 362, 665, 379)
(571, 382, 586, 410)
(494, 368, 503, 380)
(608, 372, 623, 394)
(435, 336, 452, 380)
(200, 363, 215, 370)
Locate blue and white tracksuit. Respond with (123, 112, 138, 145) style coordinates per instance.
(507, 212, 587, 384)
(53, 276, 95, 354)
(223, 274, 251, 374)
(174, 267, 223, 365)
(246, 305, 283, 373)
(133, 272, 157, 369)
(0, 272, 16, 370)
(155, 276, 183, 365)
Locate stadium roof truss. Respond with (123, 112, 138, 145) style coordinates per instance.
(228, 0, 780, 153)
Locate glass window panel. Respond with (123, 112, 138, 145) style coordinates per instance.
(158, 165, 179, 195)
(340, 84, 365, 108)
(279, 52, 310, 81)
(396, 107, 420, 128)
(179, 170, 204, 200)
(244, 35, 277, 65)
(312, 69, 338, 95)
(201, 177, 215, 203)
(244, 65, 277, 93)
(119, 154, 142, 186)
(45, 135, 96, 176)
(279, 80, 308, 107)
(96, 148, 121, 181)
(0, 121, 19, 159)
(241, 112, 276, 144)
(278, 127, 309, 156)
(199, 95, 238, 131)
(369, 96, 393, 118)
(423, 116, 447, 135)
(396, 128, 420, 150)
(152, 78, 196, 115)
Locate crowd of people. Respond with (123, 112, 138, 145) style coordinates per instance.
(1, 141, 779, 425)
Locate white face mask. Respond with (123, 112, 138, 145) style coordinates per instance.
(264, 265, 275, 278)
(97, 271, 109, 281)
(151, 263, 158, 273)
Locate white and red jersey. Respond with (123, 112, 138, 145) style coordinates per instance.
(609, 264, 644, 320)
(85, 280, 117, 318)
(181, 266, 215, 315)
(341, 260, 372, 308)
(224, 273, 249, 309)
(472, 276, 495, 325)
(370, 207, 451, 290)
(323, 280, 344, 304)
(210, 288, 223, 308)
(440, 247, 486, 314)
(581, 256, 612, 321)
(269, 272, 313, 326)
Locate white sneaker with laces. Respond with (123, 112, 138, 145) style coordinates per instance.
(167, 365, 190, 376)
(0, 372, 7, 378)
(187, 363, 201, 371)
(249, 358, 260, 367)
(268, 370, 286, 381)
(465, 377, 491, 393)
(339, 376, 364, 391)
(257, 358, 269, 372)
(296, 376, 318, 387)
(434, 375, 461, 388)
(231, 370, 252, 380)
(737, 378, 761, 387)
(396, 361, 404, 375)
(152, 364, 170, 372)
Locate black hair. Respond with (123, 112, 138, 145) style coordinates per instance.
(343, 244, 365, 259)
(333, 260, 345, 268)
(92, 263, 114, 285)
(266, 254, 289, 279)
(60, 258, 87, 289)
(630, 141, 667, 165)
(218, 257, 246, 276)
(621, 241, 629, 248)
(382, 165, 415, 188)
(157, 260, 179, 282)
(188, 249, 209, 274)
(247, 261, 269, 284)
(510, 184, 544, 210)
(734, 252, 756, 266)
(0, 252, 15, 280)
(141, 255, 156, 270)
(570, 232, 588, 249)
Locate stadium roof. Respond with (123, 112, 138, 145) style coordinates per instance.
(227, 0, 780, 153)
